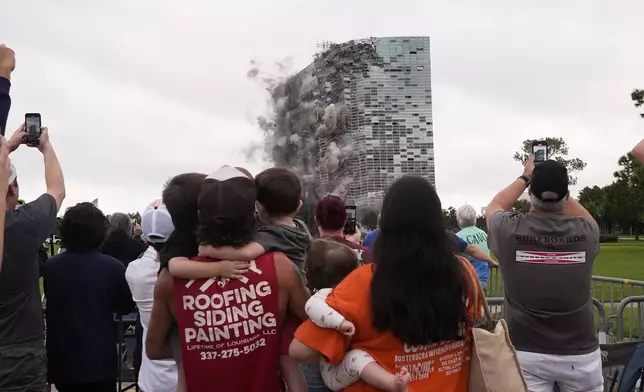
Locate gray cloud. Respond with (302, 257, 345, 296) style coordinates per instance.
(1, 0, 642, 214)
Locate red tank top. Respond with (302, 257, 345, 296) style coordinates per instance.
(173, 253, 282, 392)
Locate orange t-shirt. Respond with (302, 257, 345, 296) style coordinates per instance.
(294, 262, 483, 392)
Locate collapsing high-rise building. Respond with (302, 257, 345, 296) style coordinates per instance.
(295, 36, 435, 207)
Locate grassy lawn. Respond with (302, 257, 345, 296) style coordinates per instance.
(593, 241, 644, 280)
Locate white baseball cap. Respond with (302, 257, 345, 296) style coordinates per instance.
(8, 163, 16, 185)
(141, 199, 174, 243)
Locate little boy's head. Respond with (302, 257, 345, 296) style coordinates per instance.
(305, 239, 360, 291)
(255, 168, 302, 219)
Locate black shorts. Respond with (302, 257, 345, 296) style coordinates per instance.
(0, 341, 47, 392)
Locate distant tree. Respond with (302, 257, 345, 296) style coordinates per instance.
(632, 89, 644, 118)
(442, 206, 459, 231)
(513, 137, 587, 185)
(578, 185, 605, 221)
(512, 199, 531, 214)
(475, 215, 487, 231)
(360, 208, 379, 230)
(605, 153, 644, 239)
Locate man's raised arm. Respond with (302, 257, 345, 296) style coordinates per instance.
(0, 44, 15, 136)
(38, 128, 65, 210)
(632, 139, 644, 165)
(486, 155, 534, 229)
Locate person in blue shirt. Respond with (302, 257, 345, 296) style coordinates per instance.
(363, 214, 380, 250)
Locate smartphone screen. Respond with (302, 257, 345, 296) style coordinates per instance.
(532, 141, 548, 163)
(344, 206, 357, 235)
(24, 114, 41, 146)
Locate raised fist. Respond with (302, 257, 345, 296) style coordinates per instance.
(0, 45, 15, 74)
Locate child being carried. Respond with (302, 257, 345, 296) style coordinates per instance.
(304, 239, 411, 392)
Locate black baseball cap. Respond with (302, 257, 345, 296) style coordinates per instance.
(197, 166, 257, 241)
(530, 160, 569, 202)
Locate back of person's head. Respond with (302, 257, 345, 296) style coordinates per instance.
(162, 173, 207, 230)
(60, 202, 108, 253)
(141, 199, 174, 252)
(456, 204, 477, 228)
(305, 239, 359, 291)
(371, 175, 470, 346)
(529, 160, 569, 213)
(108, 213, 132, 237)
(315, 195, 347, 232)
(255, 167, 302, 218)
(198, 166, 256, 248)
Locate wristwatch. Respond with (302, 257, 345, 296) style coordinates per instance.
(517, 175, 530, 186)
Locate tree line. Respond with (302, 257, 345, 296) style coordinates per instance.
(441, 149, 644, 239)
(443, 89, 644, 237)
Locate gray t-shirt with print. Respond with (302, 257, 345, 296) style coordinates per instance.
(0, 194, 58, 346)
(488, 210, 600, 355)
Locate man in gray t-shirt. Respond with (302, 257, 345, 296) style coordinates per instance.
(0, 126, 65, 392)
(486, 155, 602, 392)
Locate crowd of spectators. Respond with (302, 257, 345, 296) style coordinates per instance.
(0, 43, 640, 392)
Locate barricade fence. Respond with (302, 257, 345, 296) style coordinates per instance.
(45, 274, 644, 391)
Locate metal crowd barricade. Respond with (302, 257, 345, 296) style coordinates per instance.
(116, 312, 139, 392)
(488, 271, 644, 338)
(598, 295, 644, 391)
(484, 296, 608, 338)
(43, 310, 138, 392)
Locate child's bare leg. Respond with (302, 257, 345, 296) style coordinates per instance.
(321, 349, 379, 391)
(280, 355, 307, 392)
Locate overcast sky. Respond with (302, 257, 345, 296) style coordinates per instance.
(1, 0, 643, 215)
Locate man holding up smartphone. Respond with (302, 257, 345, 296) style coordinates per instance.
(485, 155, 602, 392)
(0, 123, 66, 392)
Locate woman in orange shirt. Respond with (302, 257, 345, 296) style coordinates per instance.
(290, 175, 482, 392)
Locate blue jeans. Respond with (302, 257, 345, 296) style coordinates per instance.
(301, 363, 332, 392)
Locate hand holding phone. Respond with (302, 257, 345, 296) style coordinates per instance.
(24, 113, 42, 147)
(344, 205, 357, 235)
(531, 140, 548, 163)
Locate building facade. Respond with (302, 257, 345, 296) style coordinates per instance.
(298, 36, 434, 207)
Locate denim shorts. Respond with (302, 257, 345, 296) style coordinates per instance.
(0, 341, 47, 392)
(301, 363, 333, 392)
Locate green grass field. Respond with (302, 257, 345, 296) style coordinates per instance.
(594, 241, 644, 280)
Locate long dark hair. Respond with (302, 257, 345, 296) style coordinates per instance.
(370, 175, 471, 345)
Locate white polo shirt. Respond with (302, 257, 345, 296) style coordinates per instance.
(125, 247, 178, 392)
